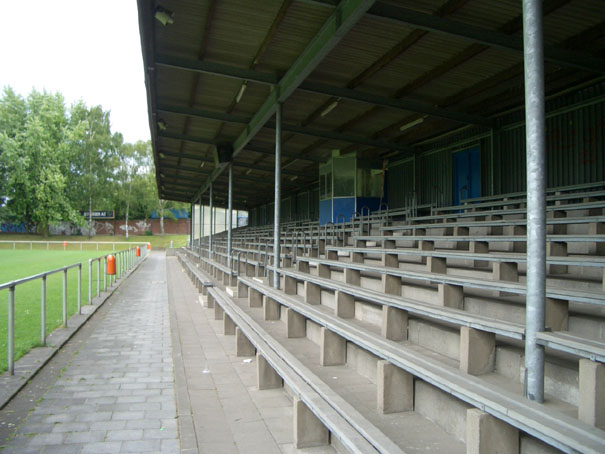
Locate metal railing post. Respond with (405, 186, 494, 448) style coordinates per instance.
(103, 257, 107, 291)
(88, 259, 92, 303)
(97, 259, 101, 296)
(62, 269, 67, 328)
(77, 264, 82, 314)
(41, 276, 47, 345)
(8, 286, 15, 375)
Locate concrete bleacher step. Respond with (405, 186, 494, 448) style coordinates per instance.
(232, 295, 466, 453)
(178, 252, 397, 453)
(238, 274, 605, 454)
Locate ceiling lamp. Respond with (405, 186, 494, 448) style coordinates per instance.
(155, 6, 174, 26)
(236, 81, 248, 103)
(157, 119, 167, 131)
(321, 99, 340, 117)
(399, 116, 427, 132)
(159, 152, 166, 158)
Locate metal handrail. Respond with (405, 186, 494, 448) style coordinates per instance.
(2, 246, 143, 375)
(360, 206, 370, 235)
(378, 202, 389, 226)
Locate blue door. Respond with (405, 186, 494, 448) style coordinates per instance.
(453, 147, 481, 205)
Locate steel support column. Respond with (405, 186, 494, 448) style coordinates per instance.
(227, 163, 233, 272)
(190, 203, 194, 249)
(209, 183, 213, 258)
(199, 199, 203, 252)
(273, 103, 282, 289)
(523, 0, 546, 403)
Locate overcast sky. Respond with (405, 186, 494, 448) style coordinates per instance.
(0, 0, 150, 144)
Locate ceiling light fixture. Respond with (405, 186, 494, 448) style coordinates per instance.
(291, 175, 298, 181)
(246, 169, 252, 175)
(236, 81, 248, 103)
(159, 152, 166, 158)
(320, 99, 339, 117)
(154, 6, 174, 26)
(399, 116, 426, 132)
(160, 173, 166, 179)
(200, 162, 205, 168)
(157, 119, 167, 131)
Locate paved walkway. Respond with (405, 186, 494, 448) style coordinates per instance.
(166, 255, 306, 454)
(1, 253, 178, 454)
(1, 252, 336, 454)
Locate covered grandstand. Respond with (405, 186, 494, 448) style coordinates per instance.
(138, 0, 605, 453)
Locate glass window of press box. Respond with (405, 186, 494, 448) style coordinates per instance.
(320, 156, 382, 200)
(319, 163, 332, 200)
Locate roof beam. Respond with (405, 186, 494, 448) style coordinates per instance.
(159, 154, 305, 177)
(156, 62, 489, 125)
(298, 81, 493, 126)
(306, 0, 605, 73)
(275, 122, 415, 153)
(158, 105, 416, 152)
(155, 54, 278, 85)
(159, 130, 219, 146)
(368, 3, 605, 74)
(159, 131, 323, 163)
(193, 0, 376, 202)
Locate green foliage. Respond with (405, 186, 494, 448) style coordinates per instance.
(0, 88, 82, 234)
(0, 86, 171, 232)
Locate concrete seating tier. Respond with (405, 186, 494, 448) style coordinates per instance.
(407, 200, 605, 225)
(179, 248, 605, 453)
(380, 216, 605, 235)
(177, 251, 404, 453)
(460, 182, 605, 206)
(433, 188, 605, 215)
(294, 256, 604, 306)
(234, 271, 605, 454)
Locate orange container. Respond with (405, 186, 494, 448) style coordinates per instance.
(63, 241, 67, 249)
(136, 246, 141, 257)
(107, 255, 116, 275)
(146, 242, 151, 250)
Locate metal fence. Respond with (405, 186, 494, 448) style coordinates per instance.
(1, 246, 147, 375)
(0, 240, 147, 251)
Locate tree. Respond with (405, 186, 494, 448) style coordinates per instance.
(66, 102, 116, 236)
(0, 88, 82, 235)
(113, 140, 152, 238)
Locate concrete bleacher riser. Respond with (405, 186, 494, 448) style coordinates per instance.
(186, 185, 605, 452)
(188, 255, 600, 450)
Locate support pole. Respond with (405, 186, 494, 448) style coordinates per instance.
(273, 102, 282, 289)
(228, 163, 233, 272)
(523, 0, 546, 403)
(209, 183, 213, 258)
(190, 202, 194, 249)
(201, 204, 205, 248)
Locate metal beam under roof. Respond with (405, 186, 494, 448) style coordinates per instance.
(156, 61, 491, 126)
(193, 0, 377, 203)
(157, 105, 416, 153)
(367, 3, 605, 74)
(307, 0, 605, 73)
(159, 157, 307, 178)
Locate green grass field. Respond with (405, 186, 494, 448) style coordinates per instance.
(0, 249, 133, 373)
